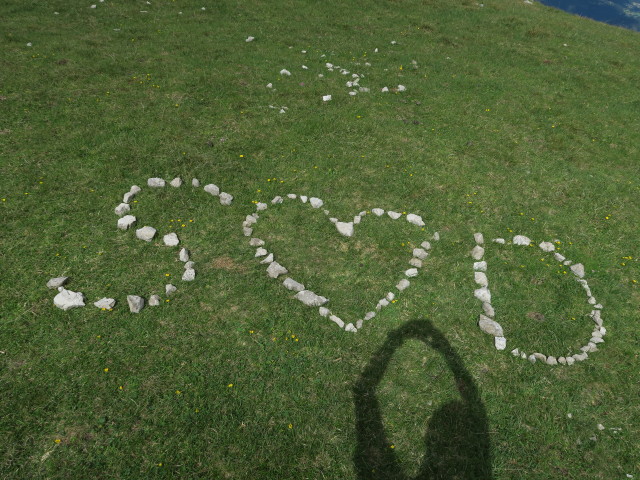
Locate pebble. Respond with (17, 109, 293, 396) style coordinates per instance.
(570, 263, 585, 278)
(219, 192, 234, 205)
(280, 69, 291, 76)
(53, 288, 85, 311)
(554, 252, 566, 262)
(300, 195, 308, 203)
(329, 315, 345, 328)
(322, 94, 332, 102)
(474, 272, 488, 287)
(353, 215, 361, 224)
(482, 302, 495, 317)
(413, 248, 428, 260)
(147, 178, 165, 187)
(260, 253, 274, 264)
(204, 184, 220, 196)
(191, 178, 200, 187)
(474, 287, 491, 303)
(94, 297, 116, 309)
(127, 295, 145, 313)
(566, 357, 575, 365)
(287, 194, 297, 199)
(336, 221, 354, 237)
(170, 177, 182, 187)
(256, 202, 268, 211)
(255, 247, 268, 257)
(513, 235, 531, 246)
(371, 208, 384, 216)
(533, 352, 547, 362)
(421, 241, 431, 250)
(310, 197, 323, 208)
(163, 233, 179, 246)
(294, 290, 328, 306)
(493, 238, 506, 244)
(115, 203, 130, 216)
(184, 261, 195, 269)
(387, 211, 402, 220)
(396, 279, 410, 291)
(249, 238, 265, 247)
(319, 307, 330, 317)
(283, 277, 305, 292)
(494, 336, 507, 350)
(474, 261, 487, 272)
(539, 241, 555, 252)
(47, 276, 69, 289)
(129, 185, 142, 195)
(558, 357, 567, 365)
(377, 298, 389, 309)
(478, 315, 503, 336)
(364, 311, 376, 321)
(266, 261, 288, 278)
(471, 245, 484, 260)
(405, 268, 418, 278)
(165, 284, 177, 295)
(117, 215, 137, 230)
(474, 233, 484, 244)
(386, 292, 395, 301)
(243, 227, 253, 237)
(546, 356, 558, 365)
(136, 226, 157, 242)
(182, 268, 196, 281)
(271, 196, 283, 204)
(528, 354, 537, 364)
(409, 258, 422, 268)
(406, 213, 425, 227)
(179, 248, 190, 262)
(345, 323, 357, 332)
(511, 348, 520, 356)
(149, 295, 161, 306)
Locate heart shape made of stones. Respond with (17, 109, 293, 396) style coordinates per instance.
(243, 193, 437, 332)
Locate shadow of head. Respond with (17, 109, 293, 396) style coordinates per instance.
(353, 319, 493, 480)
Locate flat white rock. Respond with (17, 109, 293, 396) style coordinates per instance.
(396, 279, 410, 291)
(255, 247, 268, 257)
(364, 311, 376, 321)
(473, 261, 487, 272)
(182, 268, 196, 281)
(371, 208, 384, 216)
(191, 178, 200, 187)
(471, 245, 485, 260)
(163, 232, 179, 246)
(413, 248, 428, 260)
(482, 302, 495, 317)
(53, 288, 85, 311)
(513, 235, 531, 246)
(219, 192, 233, 205)
(319, 307, 330, 317)
(243, 227, 253, 237)
(345, 323, 357, 333)
(204, 184, 220, 196)
(474, 272, 488, 287)
(266, 261, 288, 278)
(294, 290, 328, 307)
(165, 284, 177, 295)
(94, 297, 116, 309)
(47, 276, 69, 289)
(117, 215, 137, 230)
(287, 194, 297, 199)
(136, 226, 157, 242)
(494, 336, 507, 350)
(260, 253, 274, 264)
(409, 258, 422, 268)
(405, 268, 418, 278)
(271, 196, 283, 204)
(570, 263, 585, 278)
(329, 315, 344, 328)
(249, 238, 265, 247)
(474, 233, 484, 244)
(387, 211, 401, 220)
(170, 177, 182, 187)
(179, 248, 190, 262)
(115, 203, 130, 216)
(478, 315, 503, 336)
(554, 253, 566, 262)
(474, 287, 491, 303)
(406, 214, 425, 227)
(127, 295, 145, 313)
(310, 197, 323, 208)
(493, 238, 506, 244)
(539, 241, 555, 252)
(149, 295, 161, 306)
(420, 241, 431, 250)
(300, 195, 308, 203)
(147, 178, 165, 187)
(283, 277, 305, 292)
(322, 94, 331, 101)
(129, 185, 142, 195)
(256, 202, 268, 211)
(336, 221, 354, 237)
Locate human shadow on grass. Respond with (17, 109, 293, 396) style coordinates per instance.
(353, 319, 493, 480)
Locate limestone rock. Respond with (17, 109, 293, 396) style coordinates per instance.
(377, 298, 389, 309)
(330, 315, 344, 328)
(554, 252, 566, 262)
(255, 247, 268, 257)
(413, 248, 428, 260)
(47, 276, 68, 289)
(566, 356, 576, 365)
(409, 258, 422, 268)
(420, 241, 431, 250)
(294, 290, 328, 307)
(165, 284, 177, 295)
(493, 238, 506, 244)
(94, 297, 116, 309)
(117, 215, 137, 230)
(266, 261, 288, 278)
(123, 191, 135, 203)
(386, 292, 395, 302)
(300, 195, 308, 203)
(287, 194, 297, 199)
(353, 215, 361, 225)
(127, 295, 145, 313)
(372, 208, 384, 216)
(511, 348, 520, 357)
(147, 178, 165, 187)
(136, 226, 157, 242)
(260, 253, 274, 264)
(271, 196, 283, 204)
(163, 233, 179, 246)
(256, 202, 268, 211)
(244, 215, 258, 226)
(192, 178, 200, 187)
(149, 295, 161, 306)
(115, 203, 130, 216)
(396, 279, 410, 291)
(184, 261, 195, 270)
(53, 288, 85, 311)
(249, 238, 265, 247)
(495, 336, 507, 350)
(478, 315, 503, 336)
(474, 261, 487, 272)
(204, 184, 220, 196)
(405, 268, 418, 278)
(533, 352, 547, 362)
(179, 248, 190, 262)
(433, 232, 440, 241)
(243, 227, 253, 237)
(345, 323, 357, 333)
(310, 197, 323, 208)
(513, 235, 531, 246)
(336, 222, 354, 237)
(474, 287, 491, 303)
(546, 356, 558, 365)
(570, 263, 585, 278)
(283, 277, 305, 292)
(219, 192, 233, 205)
(474, 233, 484, 244)
(387, 211, 401, 220)
(129, 185, 142, 195)
(539, 241, 555, 252)
(170, 177, 182, 187)
(558, 357, 567, 365)
(319, 307, 330, 317)
(482, 302, 495, 317)
(474, 272, 488, 287)
(471, 245, 484, 260)
(182, 268, 196, 281)
(406, 214, 425, 227)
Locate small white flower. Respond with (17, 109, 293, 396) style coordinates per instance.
(322, 95, 332, 102)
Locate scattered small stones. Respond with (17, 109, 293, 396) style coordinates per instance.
(127, 295, 145, 313)
(136, 226, 157, 242)
(147, 178, 165, 188)
(47, 276, 68, 289)
(53, 288, 85, 311)
(94, 297, 116, 309)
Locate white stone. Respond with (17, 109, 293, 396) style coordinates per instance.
(558, 357, 567, 365)
(149, 295, 161, 306)
(127, 295, 144, 313)
(409, 258, 422, 268)
(310, 197, 323, 208)
(94, 297, 116, 309)
(513, 235, 531, 246)
(319, 307, 330, 317)
(204, 184, 220, 195)
(329, 218, 338, 223)
(356, 319, 365, 329)
(387, 211, 401, 220)
(482, 302, 495, 317)
(170, 177, 182, 187)
(471, 245, 485, 260)
(163, 233, 179, 246)
(381, 86, 389, 92)
(117, 215, 137, 230)
(353, 215, 361, 224)
(495, 336, 507, 350)
(539, 241, 555, 252)
(371, 208, 384, 216)
(405, 268, 419, 278)
(136, 226, 156, 242)
(179, 248, 189, 262)
(364, 311, 376, 321)
(474, 272, 488, 287)
(266, 83, 272, 88)
(533, 352, 547, 362)
(266, 261, 288, 278)
(386, 292, 395, 301)
(570, 263, 585, 278)
(329, 315, 344, 328)
(147, 177, 165, 187)
(182, 268, 196, 281)
(255, 247, 267, 257)
(246, 36, 255, 42)
(53, 288, 84, 311)
(474, 287, 491, 303)
(396, 279, 410, 291)
(243, 227, 253, 237)
(280, 69, 291, 76)
(588, 296, 596, 305)
(322, 95, 332, 102)
(271, 196, 283, 204)
(590, 337, 604, 344)
(115, 203, 130, 216)
(300, 195, 308, 203)
(294, 290, 328, 307)
(474, 233, 484, 244)
(184, 261, 195, 270)
(474, 261, 487, 272)
(260, 253, 274, 264)
(191, 178, 200, 187)
(478, 315, 503, 336)
(345, 323, 357, 333)
(420, 241, 431, 250)
(397, 85, 406, 92)
(413, 248, 429, 260)
(406, 214, 425, 227)
(554, 253, 566, 262)
(566, 356, 575, 365)
(377, 298, 389, 309)
(433, 232, 440, 241)
(287, 194, 297, 199)
(283, 277, 305, 292)
(249, 238, 265, 247)
(123, 191, 135, 203)
(47, 276, 69, 289)
(336, 222, 354, 237)
(219, 192, 233, 205)
(511, 348, 520, 357)
(546, 356, 558, 365)
(165, 284, 177, 295)
(563, 260, 573, 266)
(493, 238, 506, 244)
(129, 185, 141, 195)
(528, 354, 537, 364)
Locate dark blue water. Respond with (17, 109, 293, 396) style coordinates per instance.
(537, 0, 640, 31)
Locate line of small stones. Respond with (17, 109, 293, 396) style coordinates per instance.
(244, 193, 437, 332)
(471, 233, 605, 366)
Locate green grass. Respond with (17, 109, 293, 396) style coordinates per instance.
(1, 0, 639, 478)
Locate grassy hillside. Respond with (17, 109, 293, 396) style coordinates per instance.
(1, 1, 639, 478)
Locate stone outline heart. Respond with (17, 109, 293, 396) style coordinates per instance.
(243, 193, 437, 332)
(49, 176, 235, 312)
(470, 233, 605, 366)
